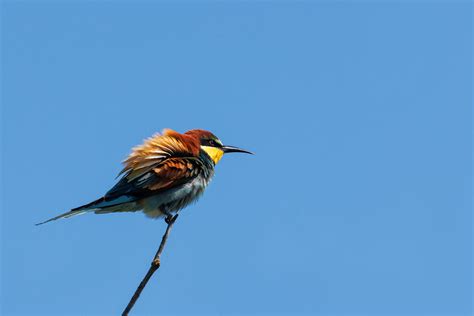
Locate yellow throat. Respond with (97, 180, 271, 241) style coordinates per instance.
(201, 146, 224, 164)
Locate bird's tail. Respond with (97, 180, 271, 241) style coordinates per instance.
(35, 196, 139, 225)
(35, 209, 89, 226)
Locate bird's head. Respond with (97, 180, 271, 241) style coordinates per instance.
(184, 129, 253, 164)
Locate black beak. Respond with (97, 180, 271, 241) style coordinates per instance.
(222, 145, 254, 155)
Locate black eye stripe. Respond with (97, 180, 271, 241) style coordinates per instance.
(202, 138, 221, 147)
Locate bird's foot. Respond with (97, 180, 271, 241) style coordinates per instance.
(164, 214, 179, 225)
(165, 215, 173, 224)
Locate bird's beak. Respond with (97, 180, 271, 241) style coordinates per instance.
(222, 145, 254, 155)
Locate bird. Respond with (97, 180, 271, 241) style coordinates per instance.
(36, 128, 252, 225)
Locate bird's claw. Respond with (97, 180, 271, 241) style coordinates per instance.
(165, 215, 173, 224)
(164, 214, 179, 225)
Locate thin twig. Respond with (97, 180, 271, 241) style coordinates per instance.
(122, 214, 179, 316)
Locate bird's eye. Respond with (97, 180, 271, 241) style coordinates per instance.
(208, 139, 216, 146)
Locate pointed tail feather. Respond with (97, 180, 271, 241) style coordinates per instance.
(35, 196, 105, 225)
(35, 209, 89, 226)
(36, 195, 139, 225)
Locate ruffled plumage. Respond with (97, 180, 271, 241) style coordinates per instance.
(37, 129, 217, 224)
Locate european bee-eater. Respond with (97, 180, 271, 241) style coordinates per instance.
(37, 129, 252, 225)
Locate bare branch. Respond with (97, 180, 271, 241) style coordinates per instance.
(122, 214, 179, 316)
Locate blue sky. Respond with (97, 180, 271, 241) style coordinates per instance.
(1, 2, 472, 316)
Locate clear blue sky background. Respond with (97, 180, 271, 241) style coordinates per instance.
(1, 2, 472, 316)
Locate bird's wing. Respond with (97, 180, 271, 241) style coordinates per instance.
(105, 157, 204, 200)
(104, 129, 202, 200)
